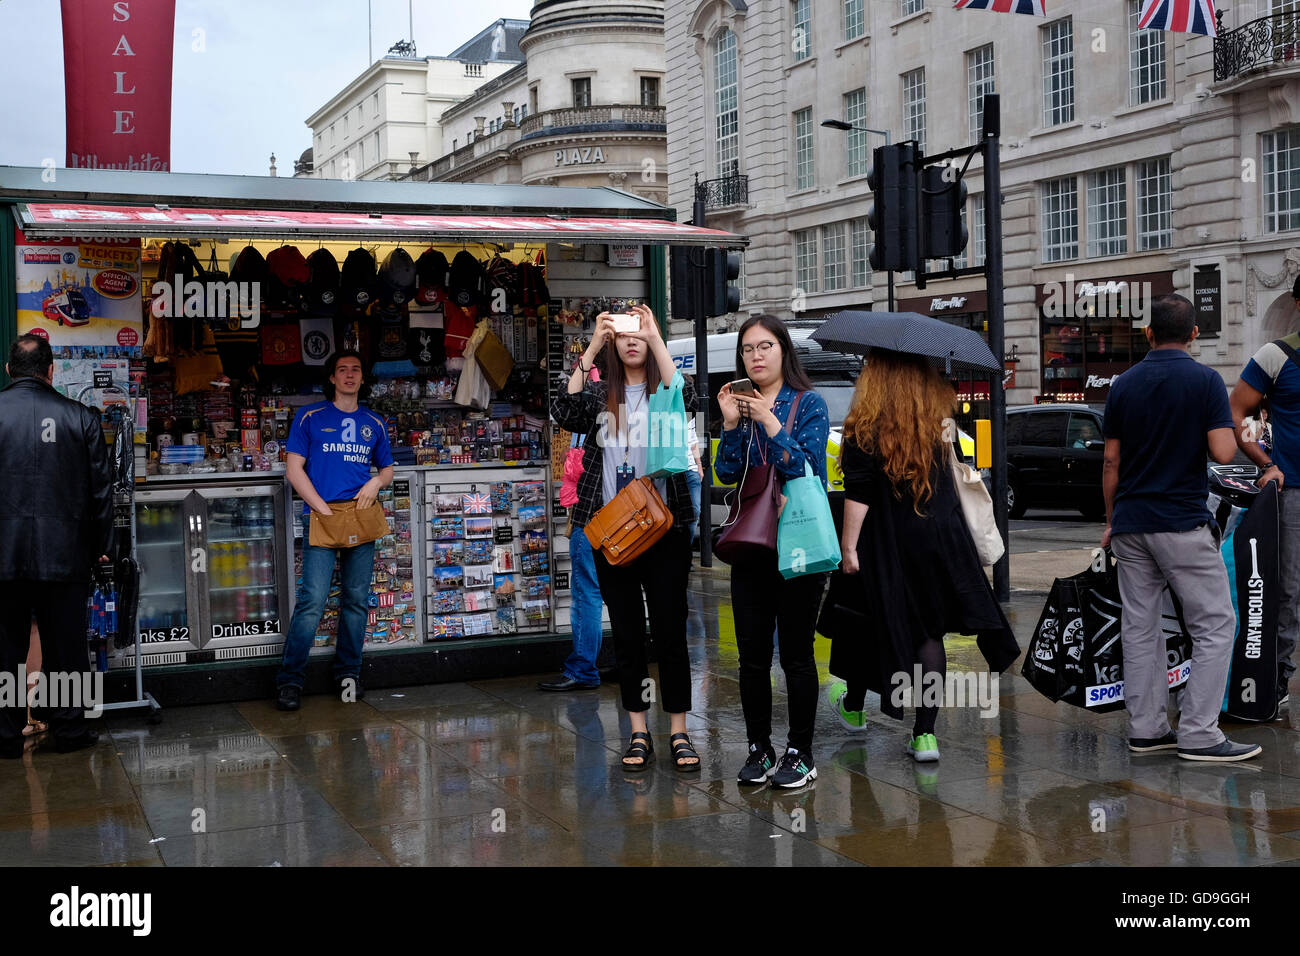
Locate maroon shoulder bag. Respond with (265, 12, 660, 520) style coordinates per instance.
(713, 392, 803, 565)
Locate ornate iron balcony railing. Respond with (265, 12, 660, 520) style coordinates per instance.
(1215, 10, 1300, 81)
(696, 163, 749, 209)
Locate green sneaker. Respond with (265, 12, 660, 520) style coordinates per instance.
(907, 733, 940, 762)
(829, 680, 867, 732)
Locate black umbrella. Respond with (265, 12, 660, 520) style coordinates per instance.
(810, 310, 1001, 375)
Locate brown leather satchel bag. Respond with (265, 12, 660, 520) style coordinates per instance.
(309, 499, 390, 549)
(584, 476, 674, 566)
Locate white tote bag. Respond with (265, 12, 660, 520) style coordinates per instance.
(947, 439, 1004, 567)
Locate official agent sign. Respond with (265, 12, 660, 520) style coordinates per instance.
(62, 0, 176, 171)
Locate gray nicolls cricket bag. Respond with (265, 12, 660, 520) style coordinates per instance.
(1207, 465, 1280, 722)
(1023, 549, 1193, 712)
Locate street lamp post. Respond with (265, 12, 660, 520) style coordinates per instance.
(822, 119, 893, 310)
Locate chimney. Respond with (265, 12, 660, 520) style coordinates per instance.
(269, 153, 278, 176)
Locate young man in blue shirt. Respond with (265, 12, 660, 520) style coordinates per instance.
(1102, 294, 1261, 762)
(276, 351, 394, 711)
(1229, 274, 1300, 706)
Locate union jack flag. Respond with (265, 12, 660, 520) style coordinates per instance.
(1137, 0, 1218, 36)
(462, 493, 491, 515)
(953, 0, 1047, 15)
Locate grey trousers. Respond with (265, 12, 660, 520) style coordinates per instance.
(1279, 487, 1300, 689)
(1111, 525, 1235, 750)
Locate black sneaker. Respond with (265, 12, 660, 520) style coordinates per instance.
(771, 748, 818, 788)
(737, 743, 777, 785)
(1177, 739, 1262, 762)
(337, 676, 365, 702)
(1129, 731, 1178, 753)
(276, 685, 301, 711)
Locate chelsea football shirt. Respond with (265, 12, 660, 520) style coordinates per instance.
(287, 401, 394, 513)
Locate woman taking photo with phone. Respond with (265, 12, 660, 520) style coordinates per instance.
(830, 350, 1018, 761)
(551, 303, 702, 772)
(715, 315, 830, 788)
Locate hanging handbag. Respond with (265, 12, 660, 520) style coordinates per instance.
(584, 476, 674, 566)
(945, 428, 1004, 567)
(713, 392, 803, 565)
(777, 460, 841, 578)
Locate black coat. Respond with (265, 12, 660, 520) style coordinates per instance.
(825, 437, 1019, 719)
(0, 377, 113, 582)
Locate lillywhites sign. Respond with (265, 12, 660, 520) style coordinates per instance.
(930, 296, 967, 311)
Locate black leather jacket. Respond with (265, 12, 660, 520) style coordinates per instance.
(0, 377, 113, 581)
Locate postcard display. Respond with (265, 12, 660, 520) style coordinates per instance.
(425, 467, 553, 640)
(291, 475, 418, 649)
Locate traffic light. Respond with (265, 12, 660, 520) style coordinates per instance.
(867, 142, 919, 274)
(921, 164, 969, 260)
(707, 248, 741, 317)
(669, 245, 694, 320)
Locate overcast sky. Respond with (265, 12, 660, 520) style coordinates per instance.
(0, 0, 534, 175)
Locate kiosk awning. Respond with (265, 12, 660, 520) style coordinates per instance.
(13, 202, 748, 246)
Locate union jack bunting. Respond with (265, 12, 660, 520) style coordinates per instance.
(953, 0, 1047, 15)
(1137, 0, 1218, 36)
(462, 492, 492, 515)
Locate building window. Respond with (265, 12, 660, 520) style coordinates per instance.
(902, 68, 926, 155)
(901, 0, 924, 15)
(330, 124, 336, 146)
(1135, 158, 1171, 250)
(953, 206, 969, 269)
(1128, 1, 1166, 105)
(714, 29, 740, 180)
(844, 0, 865, 39)
(529, 86, 539, 114)
(1264, 128, 1300, 233)
(1042, 19, 1075, 127)
(520, 104, 529, 121)
(823, 223, 847, 290)
(343, 113, 349, 135)
(795, 229, 819, 294)
(512, 106, 520, 124)
(792, 0, 812, 62)
(973, 201, 986, 267)
(851, 217, 872, 287)
(1087, 167, 1127, 258)
(844, 88, 868, 178)
(452, 139, 458, 151)
(967, 44, 995, 142)
(794, 108, 815, 191)
(640, 77, 660, 107)
(572, 77, 591, 108)
(1042, 177, 1079, 262)
(372, 91, 380, 115)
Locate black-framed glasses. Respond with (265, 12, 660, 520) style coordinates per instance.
(741, 341, 778, 356)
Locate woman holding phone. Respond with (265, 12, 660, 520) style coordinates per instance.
(714, 315, 830, 788)
(550, 303, 702, 771)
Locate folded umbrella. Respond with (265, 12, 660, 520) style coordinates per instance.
(810, 310, 1001, 375)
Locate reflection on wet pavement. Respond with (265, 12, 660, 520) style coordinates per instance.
(2, 583, 1298, 866)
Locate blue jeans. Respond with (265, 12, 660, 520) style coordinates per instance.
(277, 528, 375, 689)
(685, 467, 702, 545)
(563, 526, 604, 684)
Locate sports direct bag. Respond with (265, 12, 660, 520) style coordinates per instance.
(777, 460, 840, 579)
(645, 370, 692, 477)
(1207, 465, 1280, 721)
(584, 476, 673, 566)
(308, 500, 390, 549)
(1022, 549, 1193, 712)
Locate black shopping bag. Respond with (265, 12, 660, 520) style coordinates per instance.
(1023, 550, 1193, 713)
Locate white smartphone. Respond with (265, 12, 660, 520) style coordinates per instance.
(610, 313, 640, 334)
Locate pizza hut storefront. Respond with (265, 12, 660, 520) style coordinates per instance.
(1035, 271, 1174, 404)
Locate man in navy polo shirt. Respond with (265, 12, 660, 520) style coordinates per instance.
(1101, 294, 1260, 762)
(1230, 274, 1300, 705)
(275, 350, 394, 711)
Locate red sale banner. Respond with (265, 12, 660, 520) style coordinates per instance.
(61, 0, 176, 171)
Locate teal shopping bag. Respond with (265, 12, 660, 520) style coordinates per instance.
(646, 370, 692, 477)
(777, 461, 841, 579)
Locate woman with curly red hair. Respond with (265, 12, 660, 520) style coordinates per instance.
(828, 350, 1018, 761)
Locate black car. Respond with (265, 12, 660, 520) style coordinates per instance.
(1006, 403, 1106, 519)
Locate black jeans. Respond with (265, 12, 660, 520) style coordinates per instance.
(592, 529, 692, 714)
(731, 560, 827, 753)
(0, 579, 95, 754)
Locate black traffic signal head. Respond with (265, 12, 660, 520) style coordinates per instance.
(710, 248, 741, 316)
(867, 143, 920, 274)
(921, 164, 969, 261)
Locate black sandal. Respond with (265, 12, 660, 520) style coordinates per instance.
(669, 733, 701, 772)
(622, 732, 654, 771)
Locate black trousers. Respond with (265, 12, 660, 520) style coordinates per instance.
(592, 529, 692, 714)
(0, 579, 94, 754)
(731, 560, 827, 753)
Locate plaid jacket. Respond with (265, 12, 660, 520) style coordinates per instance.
(551, 376, 698, 531)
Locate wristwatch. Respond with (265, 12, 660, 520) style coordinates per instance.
(1263, 461, 1277, 470)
